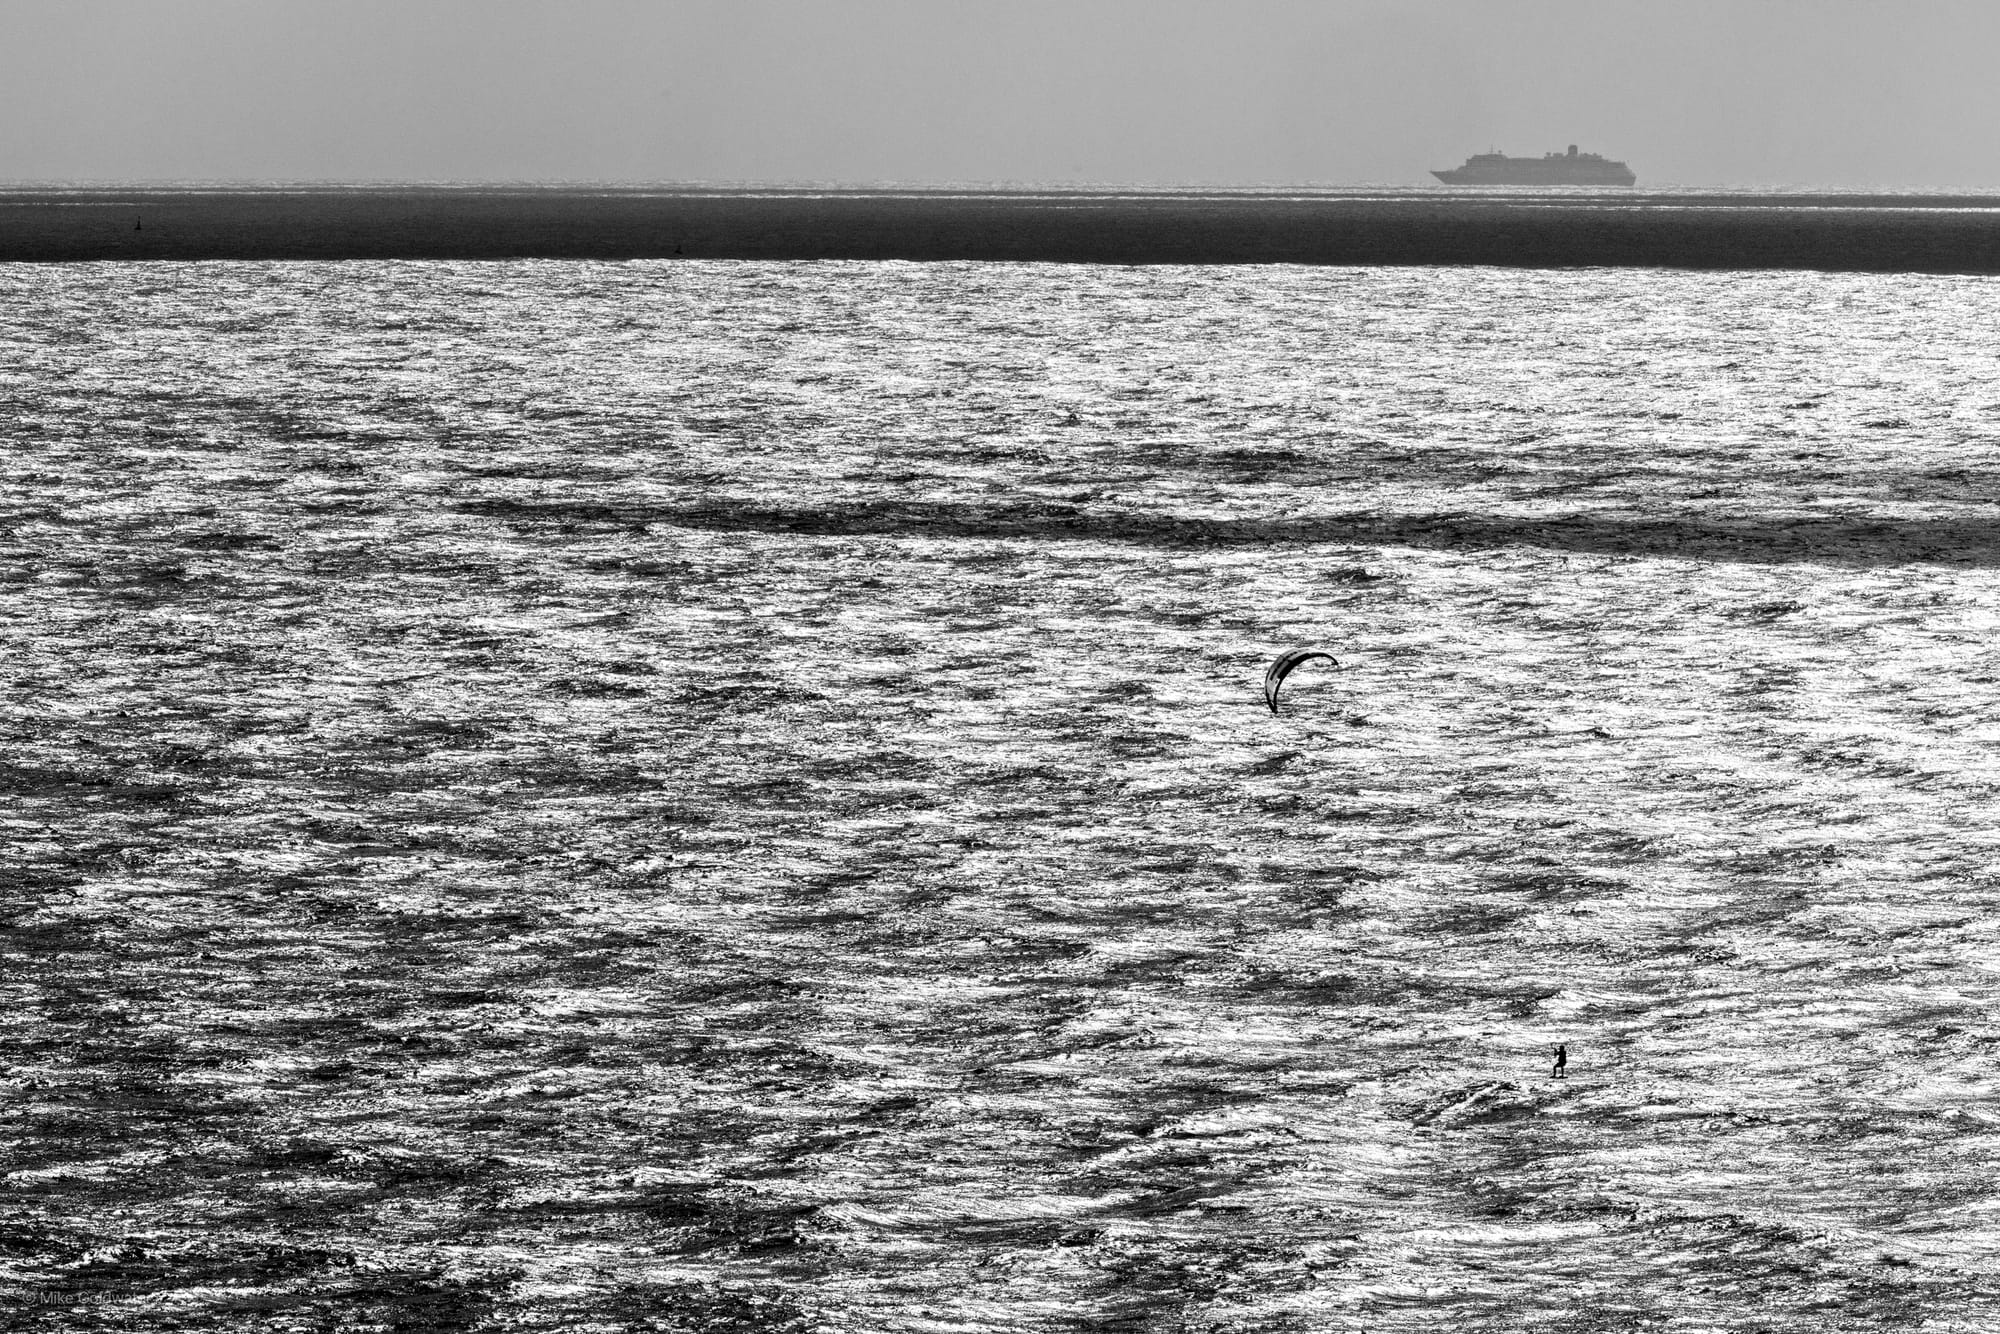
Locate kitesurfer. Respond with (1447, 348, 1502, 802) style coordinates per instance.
(1552, 1044, 1567, 1079)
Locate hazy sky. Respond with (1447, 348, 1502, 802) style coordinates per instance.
(5, 0, 1998, 187)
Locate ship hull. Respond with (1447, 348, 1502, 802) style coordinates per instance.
(1432, 159, 1636, 187)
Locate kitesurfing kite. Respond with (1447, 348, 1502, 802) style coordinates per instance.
(1264, 648, 1335, 715)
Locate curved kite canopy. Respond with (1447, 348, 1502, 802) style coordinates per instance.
(1264, 648, 1336, 715)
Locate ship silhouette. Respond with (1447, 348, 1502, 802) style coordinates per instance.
(1432, 144, 1636, 186)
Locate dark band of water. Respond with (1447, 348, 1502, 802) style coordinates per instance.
(462, 498, 2000, 568)
(13, 187, 2000, 269)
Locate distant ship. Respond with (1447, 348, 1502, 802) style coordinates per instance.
(1432, 145, 1636, 186)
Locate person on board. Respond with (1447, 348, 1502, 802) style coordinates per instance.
(1552, 1044, 1568, 1079)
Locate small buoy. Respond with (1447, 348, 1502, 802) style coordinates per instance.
(1263, 648, 1335, 715)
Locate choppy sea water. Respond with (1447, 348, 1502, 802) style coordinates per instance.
(5, 261, 2000, 1331)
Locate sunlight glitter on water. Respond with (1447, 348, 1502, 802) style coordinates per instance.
(4, 260, 2000, 1330)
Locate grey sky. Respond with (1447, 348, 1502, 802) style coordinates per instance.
(4, 0, 1997, 187)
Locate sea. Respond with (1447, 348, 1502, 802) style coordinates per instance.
(5, 254, 2000, 1331)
